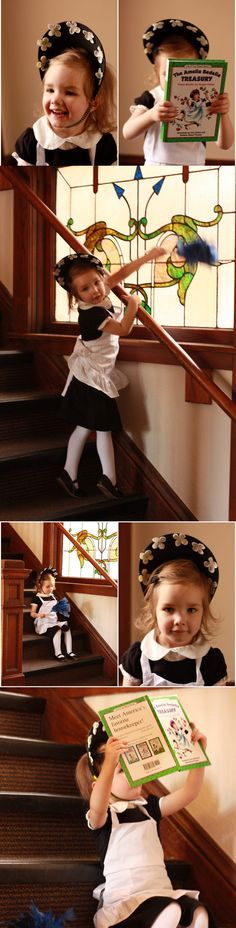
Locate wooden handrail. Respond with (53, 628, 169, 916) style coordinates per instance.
(54, 521, 117, 591)
(2, 165, 236, 423)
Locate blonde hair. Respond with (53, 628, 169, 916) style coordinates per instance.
(136, 559, 217, 640)
(44, 49, 116, 133)
(75, 753, 93, 801)
(35, 571, 56, 593)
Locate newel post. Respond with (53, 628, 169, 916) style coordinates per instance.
(1, 560, 29, 685)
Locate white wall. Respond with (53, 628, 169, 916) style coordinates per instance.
(2, 0, 117, 155)
(126, 521, 235, 682)
(69, 591, 118, 653)
(9, 522, 44, 562)
(85, 687, 236, 861)
(117, 361, 232, 520)
(119, 0, 235, 162)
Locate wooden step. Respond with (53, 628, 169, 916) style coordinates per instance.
(0, 858, 197, 927)
(0, 350, 37, 390)
(22, 653, 106, 686)
(0, 792, 99, 858)
(0, 858, 100, 926)
(0, 444, 148, 518)
(0, 735, 83, 794)
(22, 629, 87, 660)
(0, 393, 68, 441)
(0, 692, 46, 739)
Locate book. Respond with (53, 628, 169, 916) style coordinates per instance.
(161, 58, 227, 143)
(98, 694, 210, 787)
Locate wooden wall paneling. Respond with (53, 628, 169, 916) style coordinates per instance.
(1, 561, 29, 684)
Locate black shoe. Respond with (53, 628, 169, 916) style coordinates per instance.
(97, 475, 124, 499)
(67, 652, 78, 660)
(55, 653, 66, 661)
(57, 470, 84, 498)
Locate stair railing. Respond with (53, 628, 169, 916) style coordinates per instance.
(1, 166, 236, 423)
(54, 521, 117, 591)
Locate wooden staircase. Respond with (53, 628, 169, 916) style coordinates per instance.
(2, 533, 117, 686)
(0, 690, 99, 925)
(0, 350, 148, 519)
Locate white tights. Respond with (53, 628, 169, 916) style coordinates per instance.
(151, 903, 209, 928)
(64, 426, 116, 485)
(52, 627, 73, 657)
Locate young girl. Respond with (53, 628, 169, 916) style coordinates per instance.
(54, 246, 165, 499)
(122, 18, 234, 164)
(30, 566, 77, 661)
(120, 533, 228, 686)
(75, 718, 217, 928)
(12, 20, 117, 166)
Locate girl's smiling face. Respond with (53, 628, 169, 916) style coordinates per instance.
(155, 580, 204, 647)
(42, 61, 91, 137)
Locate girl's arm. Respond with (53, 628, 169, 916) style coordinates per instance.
(123, 101, 178, 141)
(160, 727, 207, 818)
(108, 246, 166, 287)
(30, 604, 46, 619)
(209, 93, 234, 149)
(89, 737, 127, 829)
(104, 293, 140, 336)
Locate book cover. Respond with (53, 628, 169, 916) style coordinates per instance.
(98, 695, 210, 787)
(161, 59, 227, 143)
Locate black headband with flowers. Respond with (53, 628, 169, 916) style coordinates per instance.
(143, 19, 209, 63)
(54, 253, 104, 291)
(87, 719, 108, 775)
(38, 565, 57, 581)
(138, 533, 219, 599)
(37, 21, 106, 95)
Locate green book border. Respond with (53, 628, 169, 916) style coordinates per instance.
(98, 695, 210, 787)
(161, 58, 227, 143)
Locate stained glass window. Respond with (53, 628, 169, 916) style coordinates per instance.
(55, 165, 235, 328)
(61, 521, 118, 580)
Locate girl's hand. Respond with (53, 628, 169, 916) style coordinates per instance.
(190, 723, 207, 752)
(151, 100, 178, 123)
(209, 92, 230, 115)
(104, 736, 128, 770)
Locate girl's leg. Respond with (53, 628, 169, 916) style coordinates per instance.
(62, 627, 77, 657)
(52, 628, 64, 658)
(64, 426, 91, 482)
(150, 903, 181, 927)
(96, 431, 116, 484)
(189, 908, 209, 928)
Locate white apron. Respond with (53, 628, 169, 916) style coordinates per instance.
(93, 805, 199, 927)
(34, 593, 59, 635)
(140, 652, 204, 687)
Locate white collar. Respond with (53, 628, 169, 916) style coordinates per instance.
(77, 295, 112, 311)
(110, 798, 147, 813)
(33, 116, 101, 150)
(141, 628, 210, 661)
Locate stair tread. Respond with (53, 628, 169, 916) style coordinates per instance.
(0, 692, 45, 712)
(23, 653, 103, 672)
(0, 389, 58, 403)
(0, 489, 147, 519)
(0, 436, 69, 460)
(0, 734, 83, 759)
